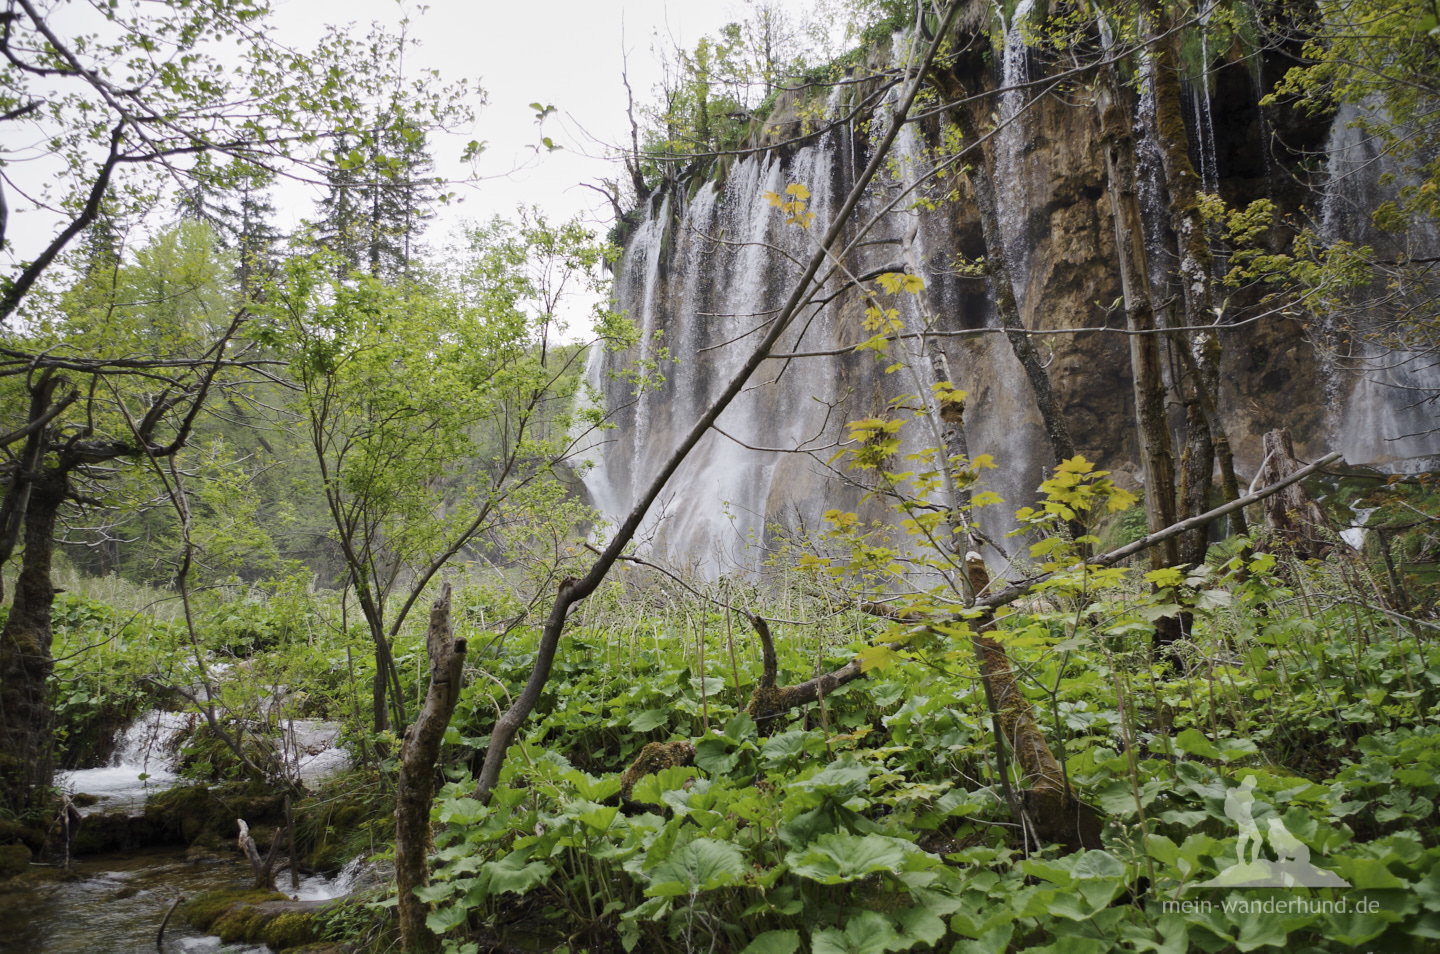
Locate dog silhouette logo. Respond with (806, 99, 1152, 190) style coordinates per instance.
(1197, 775, 1350, 888)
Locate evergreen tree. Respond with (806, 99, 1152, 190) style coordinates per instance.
(315, 111, 437, 281)
(178, 157, 281, 296)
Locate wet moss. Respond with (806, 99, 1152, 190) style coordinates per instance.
(260, 910, 318, 948)
(0, 844, 31, 879)
(183, 889, 288, 932)
(147, 782, 284, 846)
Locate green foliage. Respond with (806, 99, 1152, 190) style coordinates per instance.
(400, 538, 1440, 953)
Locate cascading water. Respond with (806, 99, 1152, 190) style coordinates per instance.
(992, 0, 1037, 295)
(61, 710, 350, 816)
(1319, 98, 1440, 472)
(583, 17, 1440, 576)
(1189, 48, 1220, 196)
(62, 709, 188, 815)
(584, 88, 856, 573)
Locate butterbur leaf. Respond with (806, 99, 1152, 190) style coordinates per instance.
(787, 832, 914, 883)
(566, 771, 622, 803)
(647, 838, 746, 896)
(577, 806, 621, 833)
(484, 850, 553, 895)
(1196, 588, 1234, 610)
(413, 882, 455, 903)
(629, 708, 668, 732)
(725, 712, 757, 742)
(811, 911, 897, 954)
(426, 905, 469, 934)
(1175, 728, 1222, 760)
(893, 902, 946, 946)
(738, 930, 800, 954)
(951, 924, 1014, 954)
(694, 737, 739, 775)
(797, 756, 871, 798)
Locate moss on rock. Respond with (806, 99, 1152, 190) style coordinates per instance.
(259, 910, 318, 948)
(183, 889, 288, 932)
(0, 843, 31, 879)
(618, 740, 696, 802)
(184, 890, 328, 951)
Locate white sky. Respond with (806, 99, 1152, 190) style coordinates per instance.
(271, 0, 795, 239)
(4, 0, 825, 334)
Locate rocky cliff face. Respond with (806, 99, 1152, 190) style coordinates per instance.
(582, 20, 1440, 574)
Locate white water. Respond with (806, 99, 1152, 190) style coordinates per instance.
(62, 710, 188, 815)
(1341, 504, 1380, 550)
(291, 853, 368, 901)
(1319, 98, 1440, 472)
(584, 86, 851, 574)
(62, 710, 350, 816)
(993, 0, 1036, 293)
(280, 719, 349, 784)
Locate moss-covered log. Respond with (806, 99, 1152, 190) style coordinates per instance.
(744, 615, 879, 732)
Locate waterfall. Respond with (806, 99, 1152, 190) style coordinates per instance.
(62, 710, 187, 814)
(1319, 98, 1440, 472)
(993, 0, 1037, 294)
(583, 116, 849, 572)
(582, 17, 1440, 577)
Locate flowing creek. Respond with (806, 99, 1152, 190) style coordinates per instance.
(0, 847, 357, 953)
(3, 711, 355, 951)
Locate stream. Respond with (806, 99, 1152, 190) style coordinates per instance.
(0, 846, 359, 953)
(2, 710, 356, 952)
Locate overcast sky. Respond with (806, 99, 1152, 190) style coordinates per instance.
(271, 0, 801, 240)
(3, 0, 822, 335)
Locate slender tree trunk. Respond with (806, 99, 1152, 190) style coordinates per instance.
(355, 590, 405, 735)
(0, 468, 66, 816)
(1094, 68, 1181, 572)
(1139, 1, 1246, 550)
(0, 375, 64, 599)
(928, 68, 1078, 470)
(396, 584, 466, 954)
(1096, 64, 1189, 650)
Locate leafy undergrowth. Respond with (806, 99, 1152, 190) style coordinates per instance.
(415, 549, 1440, 953)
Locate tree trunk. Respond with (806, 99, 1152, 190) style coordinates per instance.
(1094, 67, 1180, 573)
(1094, 63, 1187, 650)
(395, 584, 466, 954)
(1255, 428, 1339, 560)
(1139, 1, 1247, 549)
(0, 467, 66, 816)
